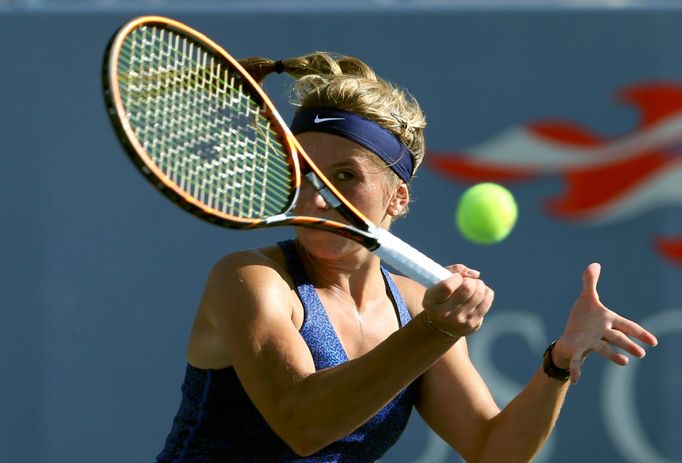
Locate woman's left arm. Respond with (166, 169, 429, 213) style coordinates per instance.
(414, 262, 658, 463)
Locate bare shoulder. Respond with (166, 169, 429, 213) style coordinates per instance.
(188, 243, 300, 368)
(207, 244, 293, 293)
(211, 244, 287, 277)
(200, 243, 301, 328)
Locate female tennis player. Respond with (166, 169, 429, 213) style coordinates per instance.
(156, 52, 658, 462)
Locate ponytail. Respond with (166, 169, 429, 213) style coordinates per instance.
(238, 52, 426, 174)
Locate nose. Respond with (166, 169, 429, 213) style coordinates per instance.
(312, 190, 331, 210)
(298, 179, 331, 213)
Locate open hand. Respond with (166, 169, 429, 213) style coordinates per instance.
(553, 263, 658, 384)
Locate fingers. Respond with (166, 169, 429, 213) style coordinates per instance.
(612, 316, 659, 347)
(439, 281, 491, 335)
(568, 344, 626, 385)
(593, 339, 630, 365)
(598, 315, 657, 362)
(448, 277, 487, 308)
(447, 263, 480, 279)
(423, 273, 494, 338)
(597, 316, 658, 363)
(602, 328, 646, 358)
(424, 272, 464, 304)
(564, 322, 655, 385)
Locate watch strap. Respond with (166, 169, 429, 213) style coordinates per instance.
(543, 341, 570, 382)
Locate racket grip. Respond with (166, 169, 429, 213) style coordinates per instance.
(372, 228, 453, 287)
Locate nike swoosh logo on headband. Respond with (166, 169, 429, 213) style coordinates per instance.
(314, 115, 346, 123)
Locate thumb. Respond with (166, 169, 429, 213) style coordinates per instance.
(581, 262, 601, 298)
(569, 353, 584, 385)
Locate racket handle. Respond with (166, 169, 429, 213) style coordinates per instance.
(372, 228, 453, 287)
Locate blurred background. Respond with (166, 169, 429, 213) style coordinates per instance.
(1, 1, 681, 462)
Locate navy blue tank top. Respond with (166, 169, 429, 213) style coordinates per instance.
(156, 240, 418, 462)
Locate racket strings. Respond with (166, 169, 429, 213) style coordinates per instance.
(117, 25, 294, 219)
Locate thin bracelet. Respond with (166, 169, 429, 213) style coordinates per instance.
(422, 312, 459, 339)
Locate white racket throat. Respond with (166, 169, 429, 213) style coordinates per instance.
(371, 227, 452, 287)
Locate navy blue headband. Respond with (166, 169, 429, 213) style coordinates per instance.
(290, 107, 414, 182)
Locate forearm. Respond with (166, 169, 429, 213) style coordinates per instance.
(477, 369, 569, 463)
(279, 313, 455, 454)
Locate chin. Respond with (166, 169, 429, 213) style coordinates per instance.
(294, 228, 365, 259)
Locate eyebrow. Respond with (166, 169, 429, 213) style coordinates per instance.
(327, 151, 378, 169)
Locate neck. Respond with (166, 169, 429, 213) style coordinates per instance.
(294, 240, 386, 308)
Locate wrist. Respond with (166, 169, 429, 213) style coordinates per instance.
(551, 338, 571, 369)
(421, 311, 459, 341)
(542, 341, 570, 382)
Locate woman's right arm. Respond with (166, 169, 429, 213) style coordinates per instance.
(201, 251, 460, 456)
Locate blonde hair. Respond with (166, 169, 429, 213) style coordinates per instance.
(239, 52, 427, 182)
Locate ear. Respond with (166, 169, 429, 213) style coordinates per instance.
(387, 182, 410, 216)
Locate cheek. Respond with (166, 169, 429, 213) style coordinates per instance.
(345, 183, 382, 209)
(351, 182, 393, 219)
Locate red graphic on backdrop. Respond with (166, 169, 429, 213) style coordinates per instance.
(427, 82, 682, 265)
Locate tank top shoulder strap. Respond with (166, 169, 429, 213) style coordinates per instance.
(277, 239, 348, 368)
(380, 267, 413, 328)
(277, 239, 308, 288)
(277, 240, 413, 367)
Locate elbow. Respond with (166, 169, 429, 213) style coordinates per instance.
(268, 405, 335, 456)
(288, 440, 325, 458)
(266, 379, 347, 456)
(275, 425, 331, 457)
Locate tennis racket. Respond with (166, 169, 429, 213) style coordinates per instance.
(102, 15, 452, 287)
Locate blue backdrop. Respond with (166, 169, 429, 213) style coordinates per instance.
(1, 4, 680, 462)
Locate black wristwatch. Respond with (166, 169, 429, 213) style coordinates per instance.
(543, 341, 570, 382)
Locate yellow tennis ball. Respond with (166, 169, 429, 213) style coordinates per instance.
(456, 183, 518, 244)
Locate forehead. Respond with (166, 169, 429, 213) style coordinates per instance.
(296, 132, 383, 168)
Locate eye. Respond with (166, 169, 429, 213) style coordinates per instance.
(334, 170, 355, 181)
